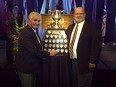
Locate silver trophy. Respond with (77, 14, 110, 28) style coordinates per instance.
(48, 10, 64, 29)
(43, 10, 68, 56)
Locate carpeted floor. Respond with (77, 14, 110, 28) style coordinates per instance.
(1, 40, 116, 87)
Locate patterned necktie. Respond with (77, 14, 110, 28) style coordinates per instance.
(69, 25, 78, 59)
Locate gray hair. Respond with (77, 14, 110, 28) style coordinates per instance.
(28, 11, 41, 20)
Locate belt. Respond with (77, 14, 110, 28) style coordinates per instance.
(71, 58, 77, 60)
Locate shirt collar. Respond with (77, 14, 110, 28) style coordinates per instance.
(77, 20, 85, 27)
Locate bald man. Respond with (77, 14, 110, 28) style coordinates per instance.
(16, 11, 57, 87)
(66, 7, 102, 87)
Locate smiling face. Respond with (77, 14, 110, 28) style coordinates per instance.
(74, 7, 86, 23)
(28, 12, 41, 29)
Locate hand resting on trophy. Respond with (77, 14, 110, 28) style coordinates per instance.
(50, 49, 58, 56)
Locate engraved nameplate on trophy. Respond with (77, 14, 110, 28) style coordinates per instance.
(43, 29, 68, 55)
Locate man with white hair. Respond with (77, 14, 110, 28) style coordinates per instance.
(16, 11, 57, 87)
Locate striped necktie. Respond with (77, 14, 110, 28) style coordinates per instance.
(69, 25, 78, 59)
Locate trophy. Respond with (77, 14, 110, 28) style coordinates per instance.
(48, 10, 64, 29)
(43, 10, 68, 56)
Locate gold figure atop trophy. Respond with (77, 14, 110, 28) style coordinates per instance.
(48, 10, 64, 29)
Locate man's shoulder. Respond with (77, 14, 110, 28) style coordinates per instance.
(69, 23, 75, 26)
(20, 25, 33, 35)
(68, 23, 75, 29)
(85, 21, 98, 25)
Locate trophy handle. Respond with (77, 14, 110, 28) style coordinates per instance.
(61, 10, 65, 14)
(48, 10, 52, 16)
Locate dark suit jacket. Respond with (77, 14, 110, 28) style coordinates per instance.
(66, 21, 102, 74)
(16, 25, 49, 74)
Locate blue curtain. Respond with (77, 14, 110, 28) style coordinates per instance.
(1, 0, 115, 42)
(92, 0, 97, 22)
(23, 0, 28, 23)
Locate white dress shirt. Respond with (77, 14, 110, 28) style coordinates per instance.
(70, 20, 85, 59)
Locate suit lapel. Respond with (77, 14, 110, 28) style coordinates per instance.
(68, 24, 75, 41)
(78, 22, 88, 46)
(28, 26, 42, 46)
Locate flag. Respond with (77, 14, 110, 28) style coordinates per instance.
(4, 0, 10, 33)
(23, 0, 28, 23)
(115, 16, 116, 29)
(49, 0, 58, 10)
(92, 0, 97, 22)
(82, 0, 86, 9)
(12, 0, 18, 17)
(12, 5, 18, 18)
(40, 0, 52, 14)
(56, 0, 63, 10)
(63, 0, 71, 14)
(45, 0, 49, 13)
(71, 0, 74, 13)
(63, 0, 76, 14)
(40, 0, 46, 14)
(101, 0, 107, 37)
(113, 16, 116, 44)
(34, 0, 39, 11)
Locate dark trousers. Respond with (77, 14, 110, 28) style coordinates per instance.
(72, 59, 93, 87)
(18, 72, 37, 87)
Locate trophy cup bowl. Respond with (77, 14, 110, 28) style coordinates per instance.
(48, 10, 64, 29)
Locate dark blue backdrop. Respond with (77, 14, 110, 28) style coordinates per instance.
(0, 0, 116, 43)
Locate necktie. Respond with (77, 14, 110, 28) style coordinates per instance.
(35, 30, 41, 44)
(69, 25, 78, 59)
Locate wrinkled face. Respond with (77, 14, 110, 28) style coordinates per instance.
(74, 7, 86, 23)
(28, 15, 41, 29)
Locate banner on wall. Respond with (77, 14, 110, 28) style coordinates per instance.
(23, 0, 28, 23)
(4, 0, 11, 33)
(101, 0, 107, 37)
(92, 0, 97, 22)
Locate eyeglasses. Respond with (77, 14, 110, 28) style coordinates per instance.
(74, 13, 85, 15)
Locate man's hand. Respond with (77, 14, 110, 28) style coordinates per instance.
(50, 49, 57, 56)
(89, 63, 96, 69)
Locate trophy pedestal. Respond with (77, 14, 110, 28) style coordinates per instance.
(43, 28, 68, 56)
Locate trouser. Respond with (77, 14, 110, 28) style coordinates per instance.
(18, 72, 36, 87)
(72, 59, 93, 87)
